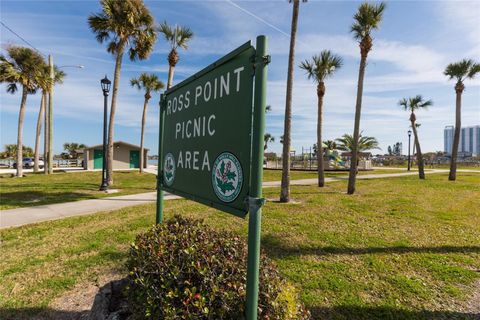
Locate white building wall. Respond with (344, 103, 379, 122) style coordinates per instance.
(445, 125, 480, 156)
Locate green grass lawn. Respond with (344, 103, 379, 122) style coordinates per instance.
(0, 171, 156, 210)
(0, 169, 412, 209)
(1, 173, 479, 319)
(263, 168, 410, 182)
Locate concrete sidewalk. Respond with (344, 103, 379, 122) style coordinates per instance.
(2, 169, 478, 229)
(1, 192, 181, 229)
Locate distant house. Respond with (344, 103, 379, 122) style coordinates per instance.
(83, 141, 148, 170)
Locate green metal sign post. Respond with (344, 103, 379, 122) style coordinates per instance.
(156, 35, 269, 319)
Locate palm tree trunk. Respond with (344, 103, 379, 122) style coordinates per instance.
(411, 117, 425, 179)
(448, 84, 462, 181)
(280, 0, 300, 203)
(44, 90, 49, 174)
(317, 82, 325, 187)
(412, 142, 416, 165)
(34, 92, 46, 173)
(107, 49, 125, 185)
(140, 97, 149, 174)
(167, 65, 174, 90)
(16, 86, 28, 177)
(347, 54, 367, 194)
(48, 55, 54, 174)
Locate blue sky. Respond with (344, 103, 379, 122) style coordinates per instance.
(1, 0, 479, 156)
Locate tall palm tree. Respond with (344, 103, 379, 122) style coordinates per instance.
(130, 73, 164, 173)
(444, 59, 480, 181)
(280, 0, 307, 202)
(347, 2, 386, 195)
(300, 50, 342, 187)
(34, 65, 65, 173)
(398, 96, 432, 179)
(0, 46, 45, 177)
(89, 0, 157, 185)
(157, 21, 193, 89)
(264, 133, 275, 151)
(336, 133, 379, 153)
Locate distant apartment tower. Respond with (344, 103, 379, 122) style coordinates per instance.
(444, 125, 480, 156)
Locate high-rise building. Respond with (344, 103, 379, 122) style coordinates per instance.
(444, 125, 480, 156)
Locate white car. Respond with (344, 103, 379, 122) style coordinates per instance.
(13, 158, 44, 169)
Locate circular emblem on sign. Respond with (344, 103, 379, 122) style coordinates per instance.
(212, 152, 243, 203)
(163, 153, 176, 186)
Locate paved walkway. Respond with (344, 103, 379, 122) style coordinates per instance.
(1, 192, 180, 229)
(1, 169, 478, 229)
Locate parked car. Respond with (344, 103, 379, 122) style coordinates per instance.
(13, 158, 44, 169)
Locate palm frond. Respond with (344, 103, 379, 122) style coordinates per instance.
(399, 95, 433, 113)
(467, 62, 480, 79)
(6, 83, 17, 94)
(88, 0, 156, 60)
(176, 26, 194, 49)
(157, 21, 193, 50)
(130, 72, 164, 93)
(299, 59, 315, 80)
(351, 2, 386, 40)
(300, 50, 342, 82)
(336, 133, 379, 152)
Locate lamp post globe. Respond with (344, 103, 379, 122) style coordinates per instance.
(99, 75, 111, 191)
(101, 75, 111, 95)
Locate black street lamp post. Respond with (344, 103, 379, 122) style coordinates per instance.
(100, 75, 111, 191)
(407, 129, 412, 171)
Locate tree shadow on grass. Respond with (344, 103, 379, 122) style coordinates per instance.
(262, 234, 480, 259)
(0, 191, 97, 209)
(309, 305, 479, 320)
(0, 308, 89, 320)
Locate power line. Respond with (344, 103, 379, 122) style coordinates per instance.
(0, 20, 45, 56)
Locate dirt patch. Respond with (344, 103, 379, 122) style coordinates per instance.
(43, 269, 124, 320)
(464, 279, 480, 318)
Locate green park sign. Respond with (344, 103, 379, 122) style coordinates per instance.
(160, 41, 255, 217)
(156, 36, 269, 320)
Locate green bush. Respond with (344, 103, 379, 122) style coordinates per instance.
(127, 215, 310, 319)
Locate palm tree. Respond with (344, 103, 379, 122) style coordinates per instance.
(264, 133, 275, 151)
(398, 95, 432, 179)
(34, 65, 65, 173)
(347, 2, 386, 195)
(89, 0, 157, 185)
(280, 0, 307, 202)
(300, 50, 342, 187)
(130, 73, 164, 173)
(63, 142, 87, 159)
(444, 59, 480, 181)
(336, 133, 380, 153)
(157, 21, 193, 89)
(1, 144, 18, 158)
(1, 144, 33, 158)
(324, 140, 337, 151)
(0, 46, 45, 177)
